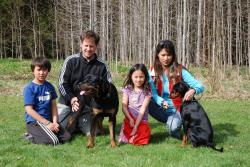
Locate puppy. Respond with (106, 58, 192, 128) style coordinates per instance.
(77, 74, 119, 148)
(171, 82, 223, 152)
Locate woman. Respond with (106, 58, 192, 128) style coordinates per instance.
(148, 40, 204, 139)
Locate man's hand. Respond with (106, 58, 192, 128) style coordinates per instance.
(71, 97, 79, 112)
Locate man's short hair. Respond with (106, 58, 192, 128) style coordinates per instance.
(31, 57, 51, 72)
(80, 30, 100, 45)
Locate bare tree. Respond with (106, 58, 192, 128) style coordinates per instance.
(248, 0, 250, 73)
(196, 0, 203, 66)
(227, 0, 232, 67)
(119, 0, 127, 64)
(17, 0, 23, 60)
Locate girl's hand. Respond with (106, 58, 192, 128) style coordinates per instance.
(130, 126, 138, 136)
(183, 89, 196, 101)
(129, 118, 134, 128)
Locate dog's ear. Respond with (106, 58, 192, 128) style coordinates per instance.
(170, 92, 181, 99)
(99, 78, 110, 97)
(179, 82, 189, 97)
(83, 74, 98, 84)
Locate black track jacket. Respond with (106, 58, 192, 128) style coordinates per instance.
(58, 52, 112, 106)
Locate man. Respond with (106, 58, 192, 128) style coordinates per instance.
(58, 30, 111, 135)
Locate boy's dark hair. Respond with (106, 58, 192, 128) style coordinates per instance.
(80, 30, 100, 45)
(31, 57, 51, 72)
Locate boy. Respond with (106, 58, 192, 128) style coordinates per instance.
(23, 57, 71, 145)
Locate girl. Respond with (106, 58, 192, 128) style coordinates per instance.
(119, 64, 152, 145)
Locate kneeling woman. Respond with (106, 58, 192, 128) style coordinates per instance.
(148, 40, 204, 139)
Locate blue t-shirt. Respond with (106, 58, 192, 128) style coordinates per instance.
(23, 81, 58, 123)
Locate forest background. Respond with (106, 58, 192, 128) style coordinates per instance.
(1, 0, 250, 98)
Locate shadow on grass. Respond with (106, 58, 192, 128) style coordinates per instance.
(213, 123, 239, 144)
(150, 132, 169, 144)
(149, 122, 171, 144)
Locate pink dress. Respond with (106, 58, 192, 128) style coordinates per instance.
(119, 86, 152, 145)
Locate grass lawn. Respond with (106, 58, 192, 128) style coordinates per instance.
(0, 59, 250, 167)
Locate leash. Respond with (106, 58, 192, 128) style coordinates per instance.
(160, 105, 177, 139)
(169, 109, 178, 138)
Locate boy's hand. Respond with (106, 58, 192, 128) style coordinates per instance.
(47, 122, 59, 133)
(71, 97, 79, 112)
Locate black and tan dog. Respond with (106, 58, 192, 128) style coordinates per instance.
(170, 81, 223, 152)
(72, 74, 119, 148)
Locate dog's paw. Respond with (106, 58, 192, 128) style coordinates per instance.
(87, 143, 94, 148)
(87, 136, 95, 148)
(110, 141, 117, 148)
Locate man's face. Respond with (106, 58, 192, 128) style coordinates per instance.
(80, 37, 97, 61)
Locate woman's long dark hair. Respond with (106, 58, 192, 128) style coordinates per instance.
(123, 63, 151, 93)
(153, 40, 181, 83)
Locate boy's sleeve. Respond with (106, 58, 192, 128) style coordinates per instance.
(23, 85, 35, 106)
(50, 84, 58, 100)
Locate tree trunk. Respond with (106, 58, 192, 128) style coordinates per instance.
(182, 0, 187, 66)
(54, 0, 59, 60)
(17, 1, 22, 60)
(212, 0, 216, 73)
(196, 0, 203, 66)
(227, 1, 232, 67)
(248, 0, 250, 74)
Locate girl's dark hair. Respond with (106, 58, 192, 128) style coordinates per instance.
(153, 40, 180, 82)
(123, 64, 151, 92)
(31, 57, 51, 72)
(80, 30, 100, 45)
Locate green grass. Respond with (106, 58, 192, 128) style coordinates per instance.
(0, 59, 250, 166)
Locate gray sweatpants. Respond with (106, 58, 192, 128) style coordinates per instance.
(26, 121, 71, 145)
(57, 103, 93, 136)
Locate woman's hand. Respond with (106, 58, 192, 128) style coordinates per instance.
(71, 97, 79, 112)
(183, 89, 196, 101)
(162, 100, 169, 109)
